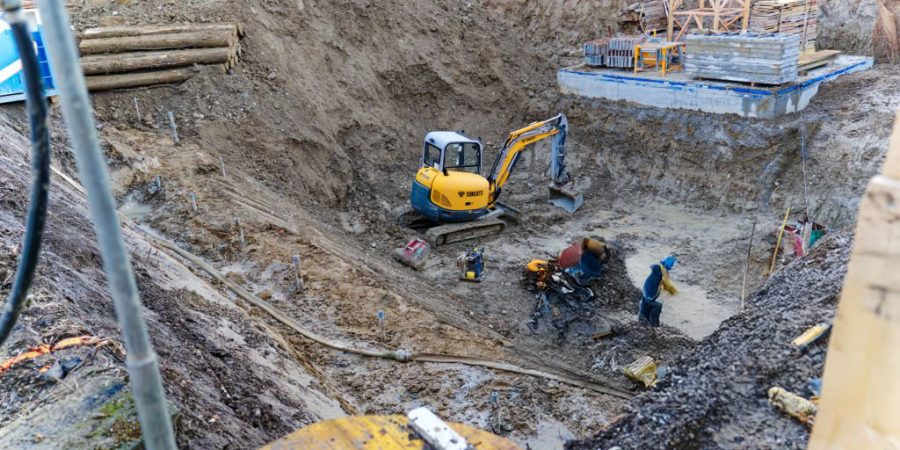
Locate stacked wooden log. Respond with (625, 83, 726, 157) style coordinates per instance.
(78, 23, 244, 91)
(750, 0, 818, 53)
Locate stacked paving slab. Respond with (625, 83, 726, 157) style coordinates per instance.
(685, 33, 801, 85)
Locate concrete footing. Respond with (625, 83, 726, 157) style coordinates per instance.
(557, 55, 873, 118)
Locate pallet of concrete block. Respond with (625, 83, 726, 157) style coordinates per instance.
(684, 33, 801, 85)
(607, 35, 646, 68)
(583, 38, 610, 67)
(77, 22, 244, 91)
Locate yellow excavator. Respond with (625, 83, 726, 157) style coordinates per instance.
(408, 114, 582, 245)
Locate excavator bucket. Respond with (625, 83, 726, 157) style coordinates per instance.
(549, 183, 584, 213)
(547, 115, 583, 213)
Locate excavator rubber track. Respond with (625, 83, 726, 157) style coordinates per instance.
(424, 218, 506, 247)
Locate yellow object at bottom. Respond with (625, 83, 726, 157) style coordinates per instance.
(768, 386, 817, 426)
(260, 415, 521, 450)
(624, 356, 658, 388)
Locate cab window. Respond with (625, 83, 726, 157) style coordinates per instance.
(444, 143, 481, 174)
(425, 143, 442, 169)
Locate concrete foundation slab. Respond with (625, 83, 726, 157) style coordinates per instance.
(557, 55, 873, 118)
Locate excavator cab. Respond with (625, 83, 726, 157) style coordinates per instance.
(422, 133, 482, 174)
(412, 132, 492, 223)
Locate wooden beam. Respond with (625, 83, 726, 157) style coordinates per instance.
(741, 0, 751, 32)
(81, 48, 232, 75)
(81, 22, 244, 40)
(85, 68, 196, 91)
(667, 0, 684, 42)
(809, 112, 900, 449)
(79, 30, 236, 55)
(713, 0, 724, 32)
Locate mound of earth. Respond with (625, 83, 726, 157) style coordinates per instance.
(568, 232, 850, 450)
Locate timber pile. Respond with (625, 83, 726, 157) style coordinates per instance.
(797, 49, 840, 72)
(78, 23, 244, 91)
(750, 0, 818, 52)
(685, 33, 801, 84)
(619, 1, 668, 34)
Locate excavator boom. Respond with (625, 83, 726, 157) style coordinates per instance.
(487, 114, 582, 212)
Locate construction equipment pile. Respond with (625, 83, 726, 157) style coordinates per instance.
(685, 32, 801, 84)
(618, 0, 668, 34)
(750, 0, 819, 52)
(77, 22, 244, 91)
(583, 38, 610, 67)
(607, 35, 646, 68)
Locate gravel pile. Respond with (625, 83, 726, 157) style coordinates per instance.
(568, 232, 851, 449)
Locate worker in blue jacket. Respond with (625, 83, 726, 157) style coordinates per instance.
(638, 255, 678, 327)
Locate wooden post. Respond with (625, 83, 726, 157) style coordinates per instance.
(809, 113, 900, 449)
(741, 0, 751, 32)
(769, 207, 791, 275)
(713, 0, 723, 32)
(667, 0, 679, 41)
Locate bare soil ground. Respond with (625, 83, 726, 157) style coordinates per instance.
(0, 1, 897, 449)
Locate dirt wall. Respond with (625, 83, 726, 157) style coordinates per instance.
(818, 0, 879, 54)
(479, 0, 626, 50)
(874, 0, 900, 62)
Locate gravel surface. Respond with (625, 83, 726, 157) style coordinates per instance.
(568, 232, 851, 450)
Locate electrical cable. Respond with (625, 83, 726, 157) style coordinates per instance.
(0, 3, 51, 347)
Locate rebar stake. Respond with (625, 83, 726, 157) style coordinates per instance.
(291, 254, 303, 290)
(166, 111, 179, 144)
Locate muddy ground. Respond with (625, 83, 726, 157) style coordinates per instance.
(0, 1, 898, 449)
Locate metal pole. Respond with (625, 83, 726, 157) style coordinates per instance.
(740, 219, 757, 311)
(35, 2, 176, 449)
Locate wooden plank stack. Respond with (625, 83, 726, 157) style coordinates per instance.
(619, 1, 668, 34)
(685, 32, 801, 84)
(797, 49, 840, 72)
(750, 0, 818, 52)
(78, 23, 244, 91)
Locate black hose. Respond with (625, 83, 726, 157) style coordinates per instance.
(0, 17, 51, 346)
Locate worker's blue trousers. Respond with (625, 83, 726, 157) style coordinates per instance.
(638, 296, 663, 327)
